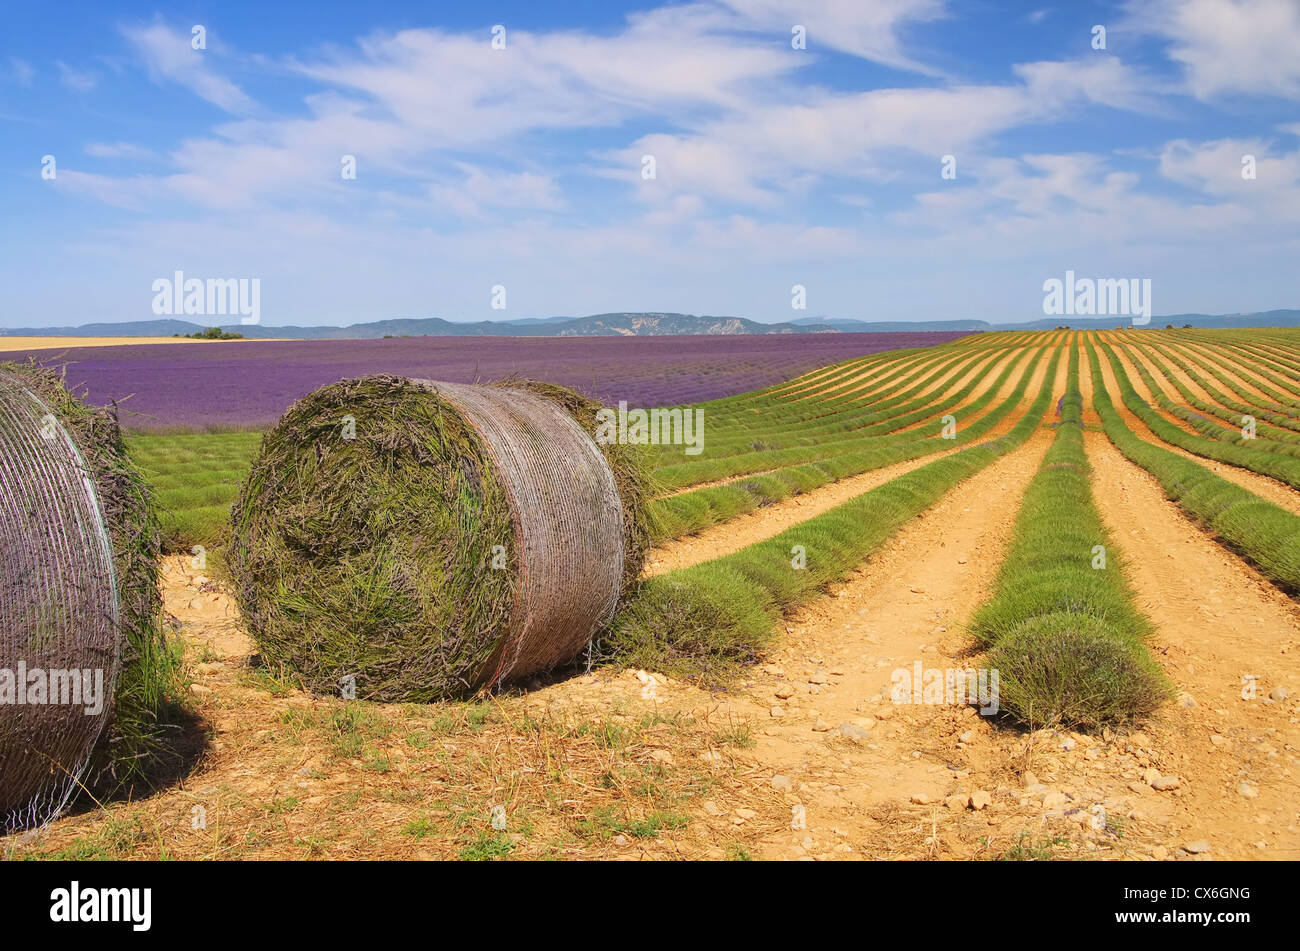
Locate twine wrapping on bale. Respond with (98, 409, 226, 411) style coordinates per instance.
(229, 375, 650, 702)
(0, 371, 120, 830)
(0, 362, 179, 832)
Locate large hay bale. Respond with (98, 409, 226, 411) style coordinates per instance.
(229, 376, 650, 701)
(0, 363, 175, 830)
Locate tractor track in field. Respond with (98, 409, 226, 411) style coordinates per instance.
(719, 428, 1057, 859)
(1084, 429, 1300, 859)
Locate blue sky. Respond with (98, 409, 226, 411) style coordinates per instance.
(1, 0, 1298, 328)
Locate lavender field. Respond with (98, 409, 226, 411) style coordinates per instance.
(15, 332, 970, 430)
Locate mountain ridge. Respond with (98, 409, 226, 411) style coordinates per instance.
(4, 309, 1298, 339)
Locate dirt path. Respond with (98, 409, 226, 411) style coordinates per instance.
(1084, 430, 1300, 859)
(722, 430, 1055, 858)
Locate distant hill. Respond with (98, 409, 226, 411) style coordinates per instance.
(4, 309, 1298, 339)
(793, 311, 1300, 332)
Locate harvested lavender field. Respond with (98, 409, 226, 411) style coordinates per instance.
(14, 332, 970, 430)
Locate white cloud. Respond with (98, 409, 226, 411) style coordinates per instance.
(1126, 0, 1300, 100)
(123, 23, 256, 113)
(1158, 135, 1300, 217)
(605, 57, 1155, 204)
(428, 166, 564, 218)
(55, 61, 97, 93)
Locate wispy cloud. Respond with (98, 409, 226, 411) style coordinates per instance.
(55, 60, 97, 93)
(123, 22, 256, 113)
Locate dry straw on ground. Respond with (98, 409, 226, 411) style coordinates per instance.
(229, 376, 650, 702)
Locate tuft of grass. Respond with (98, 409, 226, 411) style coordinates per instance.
(996, 830, 1069, 861)
(458, 831, 515, 861)
(715, 724, 755, 749)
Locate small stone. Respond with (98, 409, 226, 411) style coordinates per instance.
(812, 719, 831, 732)
(910, 792, 932, 805)
(1239, 783, 1258, 799)
(774, 684, 796, 700)
(1022, 771, 1039, 788)
(734, 808, 757, 821)
(958, 730, 974, 744)
(1209, 734, 1227, 747)
(808, 670, 828, 685)
(189, 683, 212, 695)
(1184, 839, 1211, 854)
(771, 775, 793, 792)
(1060, 737, 1076, 751)
(1269, 686, 1289, 702)
(1151, 775, 1182, 791)
(613, 834, 628, 846)
(1152, 845, 1169, 860)
(1177, 691, 1197, 708)
(1043, 792, 1069, 811)
(702, 800, 723, 817)
(770, 706, 786, 718)
(650, 749, 673, 764)
(1141, 767, 1162, 785)
(838, 722, 870, 741)
(946, 794, 971, 811)
(970, 790, 992, 810)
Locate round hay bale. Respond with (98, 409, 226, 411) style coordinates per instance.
(0, 371, 120, 828)
(0, 362, 177, 831)
(229, 375, 650, 701)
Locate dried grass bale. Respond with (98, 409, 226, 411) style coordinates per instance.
(228, 376, 650, 701)
(0, 363, 178, 831)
